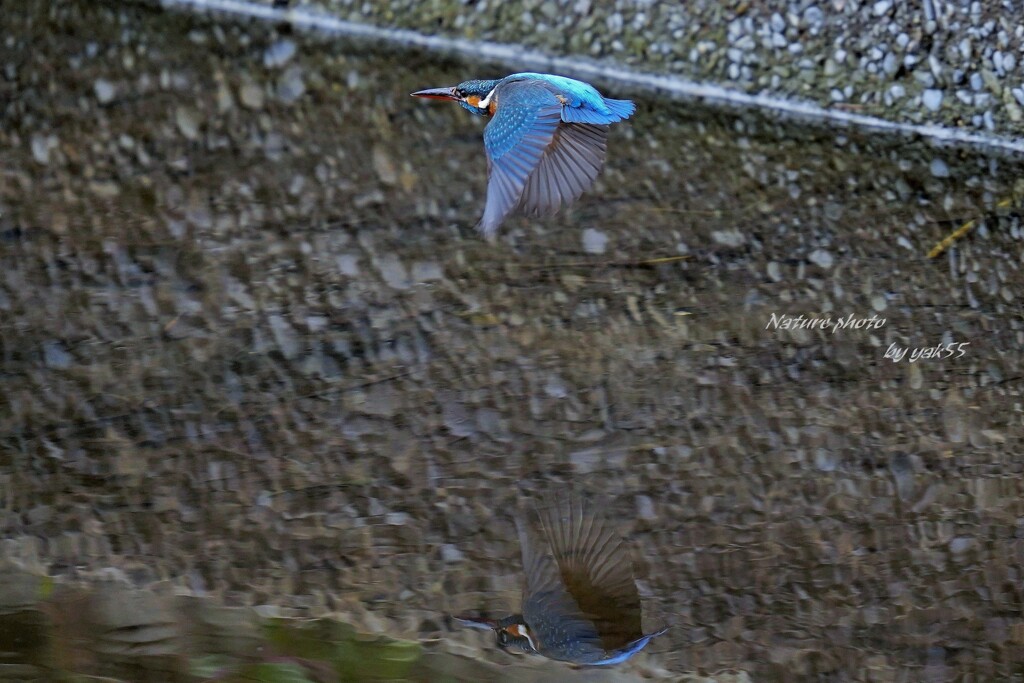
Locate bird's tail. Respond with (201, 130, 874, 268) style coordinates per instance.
(603, 98, 636, 121)
(647, 625, 671, 639)
(560, 98, 635, 124)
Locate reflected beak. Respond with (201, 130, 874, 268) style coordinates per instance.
(453, 615, 497, 630)
(411, 86, 459, 101)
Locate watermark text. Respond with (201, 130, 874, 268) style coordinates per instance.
(766, 313, 886, 334)
(884, 342, 969, 363)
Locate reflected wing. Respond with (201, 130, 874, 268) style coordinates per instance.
(518, 510, 605, 658)
(479, 80, 563, 237)
(538, 496, 643, 652)
(520, 497, 644, 655)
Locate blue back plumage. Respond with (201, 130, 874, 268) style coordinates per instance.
(584, 627, 670, 666)
(502, 72, 635, 124)
(451, 73, 635, 123)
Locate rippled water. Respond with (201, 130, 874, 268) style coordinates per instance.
(2, 2, 1024, 681)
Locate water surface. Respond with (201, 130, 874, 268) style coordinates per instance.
(2, 2, 1024, 681)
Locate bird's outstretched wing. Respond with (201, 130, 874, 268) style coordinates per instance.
(479, 80, 610, 237)
(517, 122, 608, 218)
(519, 496, 644, 658)
(518, 506, 606, 660)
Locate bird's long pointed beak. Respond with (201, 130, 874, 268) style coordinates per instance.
(411, 86, 459, 100)
(453, 615, 498, 630)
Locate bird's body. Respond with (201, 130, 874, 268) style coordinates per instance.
(412, 73, 635, 237)
(455, 497, 668, 666)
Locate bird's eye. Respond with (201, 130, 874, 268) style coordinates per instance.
(497, 631, 510, 647)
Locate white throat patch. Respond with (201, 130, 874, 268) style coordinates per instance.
(478, 87, 496, 110)
(519, 624, 537, 652)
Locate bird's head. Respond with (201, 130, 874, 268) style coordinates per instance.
(411, 79, 500, 116)
(453, 614, 539, 655)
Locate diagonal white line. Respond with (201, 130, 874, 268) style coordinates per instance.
(157, 0, 1024, 157)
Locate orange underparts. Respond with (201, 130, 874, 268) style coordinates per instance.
(489, 99, 498, 115)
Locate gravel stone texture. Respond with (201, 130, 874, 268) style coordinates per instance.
(269, 0, 1024, 139)
(3, 1, 1024, 681)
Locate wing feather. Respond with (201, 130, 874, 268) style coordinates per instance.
(478, 78, 624, 236)
(479, 81, 563, 237)
(517, 510, 605, 657)
(518, 124, 608, 217)
(520, 496, 645, 656)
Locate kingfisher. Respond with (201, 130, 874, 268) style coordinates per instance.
(454, 496, 668, 666)
(411, 73, 635, 238)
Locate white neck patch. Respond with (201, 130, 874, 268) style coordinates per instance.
(478, 87, 497, 110)
(519, 624, 537, 652)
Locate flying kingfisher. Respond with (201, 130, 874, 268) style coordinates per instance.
(411, 73, 635, 238)
(454, 496, 668, 666)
